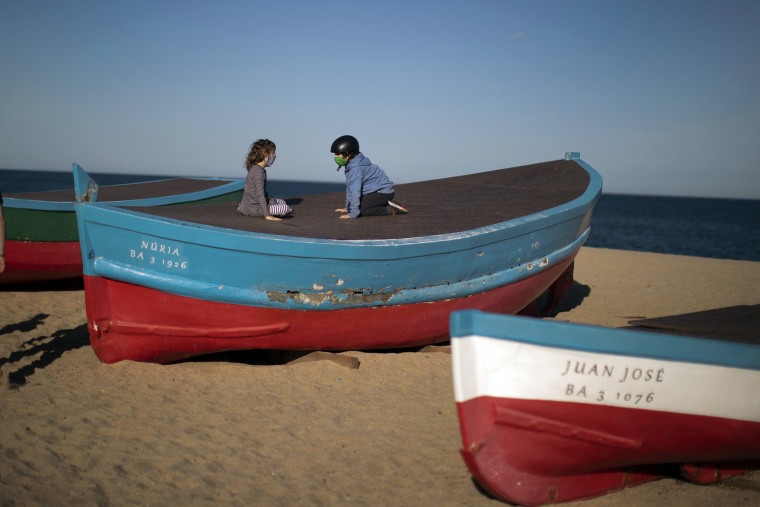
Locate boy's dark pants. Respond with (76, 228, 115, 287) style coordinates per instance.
(360, 191, 394, 216)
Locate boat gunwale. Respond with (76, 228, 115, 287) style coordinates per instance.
(6, 177, 243, 211)
(74, 160, 603, 254)
(450, 311, 760, 371)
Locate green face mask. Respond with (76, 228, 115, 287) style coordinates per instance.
(334, 155, 347, 168)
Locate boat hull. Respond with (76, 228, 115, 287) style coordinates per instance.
(83, 255, 575, 363)
(457, 397, 760, 505)
(1, 240, 82, 284)
(451, 311, 760, 505)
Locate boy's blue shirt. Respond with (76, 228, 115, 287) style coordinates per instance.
(344, 153, 394, 218)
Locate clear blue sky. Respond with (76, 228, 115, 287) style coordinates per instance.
(2, 0, 759, 199)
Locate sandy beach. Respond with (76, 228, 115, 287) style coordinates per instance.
(1, 247, 759, 506)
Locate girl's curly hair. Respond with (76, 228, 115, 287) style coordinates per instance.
(244, 139, 276, 170)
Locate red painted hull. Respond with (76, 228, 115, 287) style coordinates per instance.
(457, 396, 760, 505)
(0, 240, 82, 284)
(82, 256, 575, 363)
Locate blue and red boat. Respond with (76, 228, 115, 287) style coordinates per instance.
(73, 153, 601, 363)
(451, 310, 760, 505)
(2, 164, 243, 284)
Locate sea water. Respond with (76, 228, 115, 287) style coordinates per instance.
(2, 169, 758, 262)
(584, 194, 760, 261)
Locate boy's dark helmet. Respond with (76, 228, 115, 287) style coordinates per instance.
(331, 135, 359, 154)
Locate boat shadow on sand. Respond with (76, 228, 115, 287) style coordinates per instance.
(538, 279, 591, 317)
(0, 315, 90, 388)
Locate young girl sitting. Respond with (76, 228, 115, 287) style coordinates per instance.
(237, 139, 292, 221)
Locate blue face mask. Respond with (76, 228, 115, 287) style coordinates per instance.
(265, 154, 277, 167)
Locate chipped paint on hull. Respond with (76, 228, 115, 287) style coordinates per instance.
(265, 287, 398, 306)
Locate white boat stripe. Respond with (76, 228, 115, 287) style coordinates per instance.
(452, 335, 760, 422)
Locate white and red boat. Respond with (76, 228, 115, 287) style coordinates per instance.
(451, 309, 760, 505)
